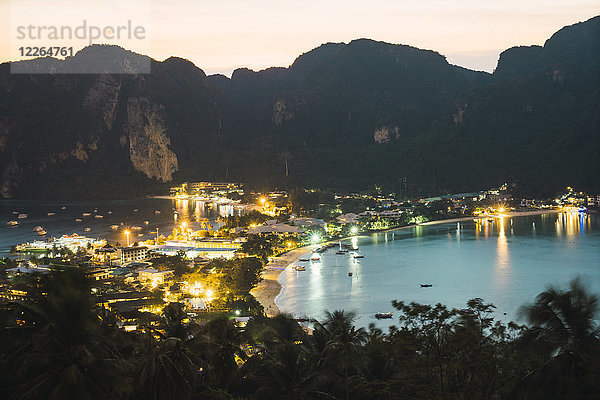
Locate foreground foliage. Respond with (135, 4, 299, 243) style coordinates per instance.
(0, 272, 598, 399)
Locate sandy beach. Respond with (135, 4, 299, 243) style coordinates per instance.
(251, 208, 561, 316)
(250, 247, 313, 317)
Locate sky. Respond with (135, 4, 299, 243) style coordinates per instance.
(1, 0, 599, 76)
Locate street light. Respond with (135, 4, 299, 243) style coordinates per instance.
(124, 230, 130, 247)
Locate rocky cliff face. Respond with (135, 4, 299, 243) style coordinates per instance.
(126, 97, 178, 182)
(0, 16, 598, 199)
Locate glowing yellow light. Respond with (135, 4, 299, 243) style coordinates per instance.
(498, 207, 505, 213)
(260, 198, 266, 205)
(124, 230, 130, 246)
(182, 222, 187, 229)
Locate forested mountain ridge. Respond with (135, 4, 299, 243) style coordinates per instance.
(0, 16, 598, 199)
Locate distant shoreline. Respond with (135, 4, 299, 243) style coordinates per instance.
(251, 208, 563, 317)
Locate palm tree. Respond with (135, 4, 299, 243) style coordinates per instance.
(13, 270, 130, 399)
(134, 335, 203, 400)
(161, 302, 190, 340)
(515, 277, 600, 398)
(250, 342, 327, 400)
(319, 310, 367, 400)
(193, 316, 247, 389)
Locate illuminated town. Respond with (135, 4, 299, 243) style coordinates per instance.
(3, 182, 597, 326)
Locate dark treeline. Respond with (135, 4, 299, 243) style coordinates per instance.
(0, 271, 598, 399)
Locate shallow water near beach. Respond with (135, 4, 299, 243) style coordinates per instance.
(276, 212, 600, 330)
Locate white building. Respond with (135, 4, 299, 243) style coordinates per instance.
(119, 246, 149, 264)
(138, 268, 174, 285)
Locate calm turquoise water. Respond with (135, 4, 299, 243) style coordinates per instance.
(0, 198, 243, 254)
(276, 213, 600, 329)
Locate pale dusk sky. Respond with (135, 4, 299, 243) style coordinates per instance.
(1, 0, 598, 75)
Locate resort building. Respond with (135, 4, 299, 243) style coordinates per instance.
(137, 268, 174, 286)
(5, 264, 51, 278)
(170, 182, 243, 197)
(15, 234, 105, 253)
(148, 237, 245, 259)
(84, 267, 112, 281)
(291, 217, 327, 227)
(118, 246, 149, 264)
(247, 223, 305, 235)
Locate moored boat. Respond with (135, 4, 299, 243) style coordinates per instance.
(82, 213, 91, 217)
(95, 215, 103, 219)
(298, 258, 310, 262)
(47, 212, 55, 216)
(293, 266, 306, 271)
(6, 221, 18, 226)
(375, 312, 393, 319)
(75, 218, 82, 222)
(110, 225, 119, 230)
(18, 213, 27, 219)
(37, 230, 47, 236)
(33, 226, 44, 232)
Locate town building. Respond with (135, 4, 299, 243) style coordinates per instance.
(118, 246, 149, 264)
(84, 267, 112, 281)
(137, 268, 174, 286)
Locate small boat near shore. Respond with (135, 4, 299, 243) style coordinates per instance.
(375, 312, 393, 319)
(110, 225, 119, 230)
(298, 258, 310, 262)
(293, 266, 306, 271)
(420, 284, 433, 288)
(6, 221, 18, 226)
(353, 254, 364, 259)
(84, 227, 91, 232)
(47, 212, 55, 216)
(18, 213, 27, 219)
(37, 230, 47, 236)
(33, 226, 44, 232)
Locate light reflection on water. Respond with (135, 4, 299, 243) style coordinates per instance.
(277, 213, 600, 330)
(0, 198, 245, 253)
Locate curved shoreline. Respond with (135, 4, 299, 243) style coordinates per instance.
(251, 209, 562, 316)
